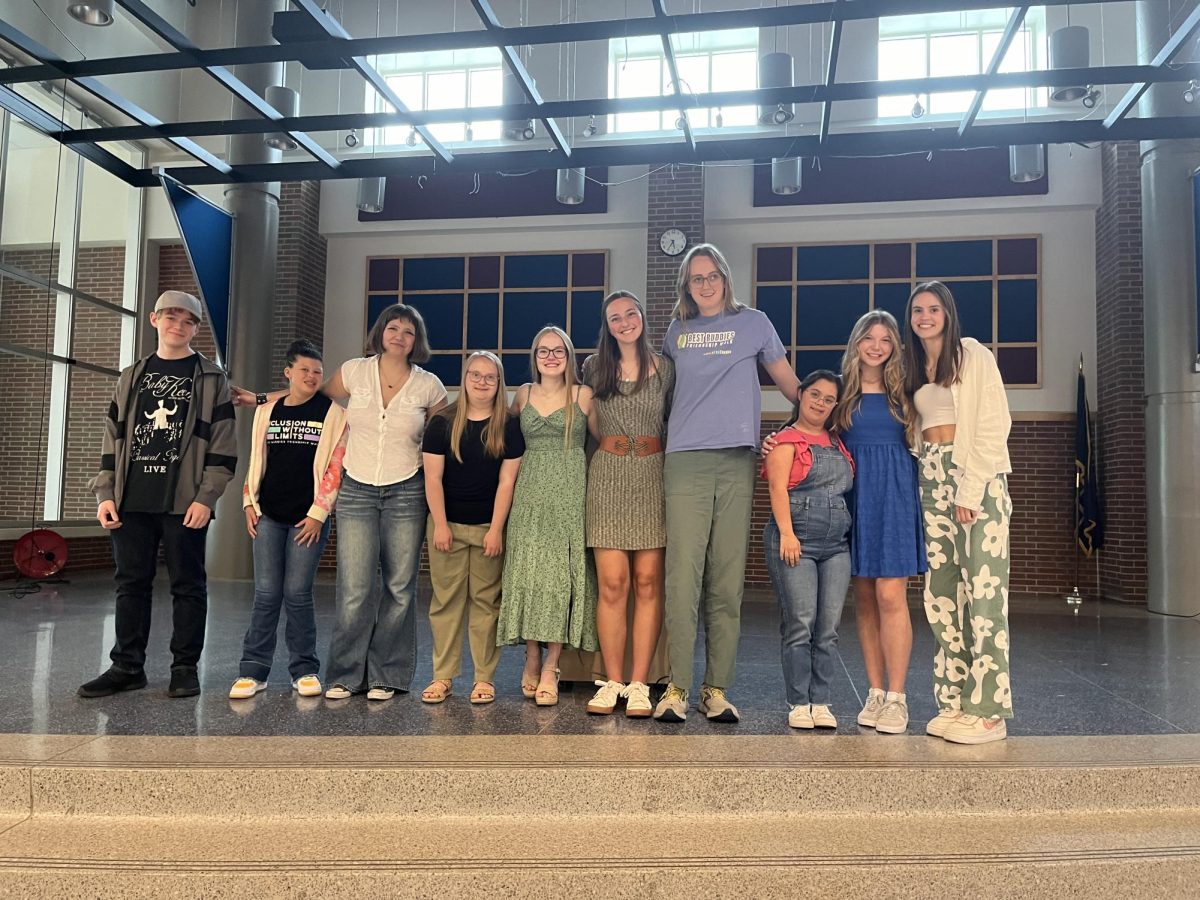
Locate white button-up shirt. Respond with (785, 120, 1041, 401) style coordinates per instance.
(340, 356, 447, 486)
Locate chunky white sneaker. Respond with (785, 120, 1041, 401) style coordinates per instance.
(586, 680, 624, 715)
(810, 704, 837, 729)
(925, 708, 963, 737)
(653, 684, 688, 722)
(622, 681, 652, 719)
(788, 704, 814, 729)
(292, 675, 322, 697)
(228, 677, 266, 700)
(875, 694, 909, 735)
(857, 688, 886, 727)
(942, 715, 1007, 745)
(366, 687, 395, 701)
(698, 685, 740, 723)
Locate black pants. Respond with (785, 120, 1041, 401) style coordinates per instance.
(109, 512, 208, 673)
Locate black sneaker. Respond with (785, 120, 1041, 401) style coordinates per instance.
(78, 667, 147, 698)
(168, 667, 201, 698)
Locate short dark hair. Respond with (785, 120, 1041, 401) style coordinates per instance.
(365, 304, 432, 363)
(785, 369, 843, 430)
(285, 339, 322, 366)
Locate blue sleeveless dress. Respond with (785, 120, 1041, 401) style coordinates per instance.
(840, 394, 927, 578)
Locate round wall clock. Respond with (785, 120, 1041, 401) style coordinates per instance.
(659, 228, 687, 257)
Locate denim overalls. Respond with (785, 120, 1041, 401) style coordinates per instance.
(763, 442, 854, 706)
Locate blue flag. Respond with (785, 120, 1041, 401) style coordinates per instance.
(1075, 360, 1103, 556)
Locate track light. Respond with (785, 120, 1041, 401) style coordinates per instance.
(67, 0, 113, 26)
(758, 52, 794, 125)
(582, 115, 598, 138)
(674, 115, 688, 131)
(911, 97, 925, 119)
(1081, 88, 1100, 109)
(405, 127, 418, 147)
(344, 129, 359, 148)
(521, 121, 536, 140)
(1185, 80, 1199, 104)
(771, 104, 793, 125)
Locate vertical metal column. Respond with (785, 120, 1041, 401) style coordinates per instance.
(1141, 0, 1200, 615)
(208, 1, 285, 580)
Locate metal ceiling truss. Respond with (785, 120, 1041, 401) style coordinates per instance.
(0, 0, 1197, 188)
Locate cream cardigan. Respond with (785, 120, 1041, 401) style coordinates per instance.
(913, 337, 1012, 510)
(242, 398, 349, 523)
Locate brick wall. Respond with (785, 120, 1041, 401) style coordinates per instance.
(644, 164, 704, 348)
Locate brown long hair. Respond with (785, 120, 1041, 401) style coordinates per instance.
(672, 243, 745, 322)
(835, 310, 916, 444)
(591, 291, 654, 400)
(902, 280, 963, 395)
(441, 351, 509, 462)
(529, 325, 580, 453)
(365, 303, 432, 363)
(785, 369, 843, 430)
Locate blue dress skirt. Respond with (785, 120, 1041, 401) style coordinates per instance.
(840, 394, 927, 578)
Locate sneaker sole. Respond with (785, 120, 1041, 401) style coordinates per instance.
(788, 720, 815, 730)
(699, 704, 740, 723)
(625, 708, 652, 719)
(875, 722, 909, 734)
(943, 727, 1007, 745)
(585, 704, 616, 715)
(77, 677, 148, 699)
(856, 714, 879, 727)
(229, 687, 267, 700)
(295, 687, 322, 698)
(812, 721, 837, 729)
(654, 709, 686, 722)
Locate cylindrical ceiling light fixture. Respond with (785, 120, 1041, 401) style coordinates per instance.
(67, 0, 114, 26)
(356, 177, 386, 214)
(771, 158, 801, 195)
(502, 71, 537, 141)
(264, 85, 299, 151)
(1049, 26, 1090, 102)
(555, 168, 586, 205)
(758, 52, 795, 125)
(1008, 145, 1046, 183)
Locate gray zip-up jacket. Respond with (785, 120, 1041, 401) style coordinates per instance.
(89, 352, 238, 514)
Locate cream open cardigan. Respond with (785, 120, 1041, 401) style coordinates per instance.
(912, 337, 1012, 510)
(242, 398, 349, 523)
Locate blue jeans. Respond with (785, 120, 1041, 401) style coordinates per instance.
(238, 514, 330, 682)
(325, 472, 426, 693)
(763, 506, 851, 706)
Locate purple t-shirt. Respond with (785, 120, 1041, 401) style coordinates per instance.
(662, 307, 787, 453)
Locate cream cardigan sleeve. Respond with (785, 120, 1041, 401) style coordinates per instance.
(951, 339, 1013, 510)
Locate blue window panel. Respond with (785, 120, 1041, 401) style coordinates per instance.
(796, 244, 869, 282)
(403, 256, 465, 291)
(796, 284, 870, 346)
(997, 346, 1038, 385)
(916, 240, 992, 278)
(570, 290, 604, 349)
(997, 279, 1038, 343)
(424, 353, 463, 387)
(503, 291, 567, 350)
(502, 352, 531, 385)
(504, 254, 569, 289)
(794, 348, 846, 379)
(874, 282, 912, 327)
(368, 258, 400, 291)
(467, 293, 499, 348)
(366, 294, 399, 330)
(402, 293, 463, 350)
(755, 285, 793, 344)
(758, 350, 790, 386)
(945, 280, 993, 343)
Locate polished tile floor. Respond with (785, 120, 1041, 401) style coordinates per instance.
(2, 571, 1197, 737)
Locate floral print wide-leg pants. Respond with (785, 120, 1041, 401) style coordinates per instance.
(919, 442, 1014, 719)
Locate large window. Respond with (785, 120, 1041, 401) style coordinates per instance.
(878, 7, 1048, 119)
(365, 252, 609, 387)
(753, 237, 1041, 388)
(367, 48, 504, 146)
(608, 28, 758, 133)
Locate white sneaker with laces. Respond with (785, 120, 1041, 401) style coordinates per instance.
(926, 708, 962, 737)
(942, 714, 1007, 745)
(586, 680, 624, 715)
(875, 693, 909, 734)
(857, 688, 886, 727)
(788, 704, 814, 729)
(228, 677, 266, 700)
(622, 681, 652, 718)
(810, 704, 837, 729)
(292, 674, 322, 697)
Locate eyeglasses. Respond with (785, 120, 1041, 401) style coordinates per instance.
(805, 390, 838, 408)
(535, 347, 567, 359)
(688, 272, 725, 289)
(466, 371, 499, 385)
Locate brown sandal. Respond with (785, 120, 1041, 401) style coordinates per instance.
(470, 682, 496, 705)
(421, 679, 452, 704)
(521, 662, 540, 699)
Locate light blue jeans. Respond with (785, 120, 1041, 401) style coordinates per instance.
(325, 472, 426, 693)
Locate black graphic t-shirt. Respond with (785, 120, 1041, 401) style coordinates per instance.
(121, 354, 197, 514)
(259, 393, 333, 524)
(421, 415, 525, 525)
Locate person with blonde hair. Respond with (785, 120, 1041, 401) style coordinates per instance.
(497, 326, 597, 706)
(420, 352, 524, 705)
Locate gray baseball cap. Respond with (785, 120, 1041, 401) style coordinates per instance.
(153, 290, 204, 322)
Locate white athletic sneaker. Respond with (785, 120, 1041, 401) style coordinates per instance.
(925, 708, 963, 737)
(942, 715, 1007, 745)
(810, 704, 838, 729)
(788, 704, 815, 729)
(586, 680, 624, 715)
(875, 693, 909, 734)
(622, 681, 652, 718)
(857, 688, 886, 727)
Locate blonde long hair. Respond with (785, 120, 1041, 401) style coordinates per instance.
(529, 325, 580, 452)
(443, 351, 509, 463)
(672, 243, 746, 322)
(835, 310, 917, 444)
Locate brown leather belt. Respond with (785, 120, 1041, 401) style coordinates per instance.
(598, 434, 663, 457)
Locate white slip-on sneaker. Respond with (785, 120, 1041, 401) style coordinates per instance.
(324, 685, 353, 700)
(366, 687, 395, 701)
(229, 677, 266, 700)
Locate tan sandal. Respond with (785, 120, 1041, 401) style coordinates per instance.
(521, 662, 540, 699)
(470, 681, 496, 705)
(535, 666, 560, 707)
(421, 679, 452, 704)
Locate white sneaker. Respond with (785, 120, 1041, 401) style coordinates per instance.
(292, 674, 322, 697)
(324, 685, 352, 700)
(857, 688, 886, 727)
(586, 679, 624, 715)
(942, 715, 1007, 745)
(228, 677, 266, 700)
(622, 681, 652, 719)
(875, 693, 909, 734)
(925, 708, 962, 737)
(810, 704, 837, 729)
(366, 687, 395, 701)
(788, 704, 814, 729)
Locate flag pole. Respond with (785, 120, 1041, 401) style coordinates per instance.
(1065, 355, 1084, 615)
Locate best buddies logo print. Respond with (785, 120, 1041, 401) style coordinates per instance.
(677, 329, 736, 357)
